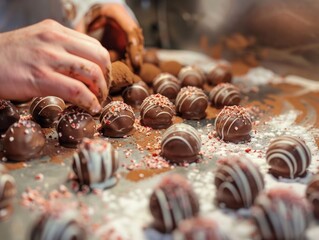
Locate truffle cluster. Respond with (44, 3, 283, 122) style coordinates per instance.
(209, 83, 241, 109)
(122, 81, 149, 107)
(153, 73, 181, 101)
(0, 164, 16, 220)
(0, 100, 20, 134)
(207, 64, 232, 86)
(178, 66, 205, 88)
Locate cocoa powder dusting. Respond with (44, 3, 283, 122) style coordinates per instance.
(111, 61, 138, 88)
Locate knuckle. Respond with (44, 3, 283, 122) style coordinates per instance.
(41, 19, 60, 28)
(67, 82, 83, 97)
(37, 29, 66, 42)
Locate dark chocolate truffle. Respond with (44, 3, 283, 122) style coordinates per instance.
(30, 96, 66, 128)
(122, 81, 149, 107)
(143, 49, 160, 66)
(99, 101, 135, 138)
(0, 165, 16, 220)
(72, 138, 119, 189)
(175, 86, 208, 120)
(215, 106, 252, 143)
(178, 66, 205, 88)
(139, 63, 161, 85)
(214, 156, 264, 209)
(153, 73, 181, 101)
(161, 123, 201, 165)
(306, 174, 319, 219)
(0, 100, 20, 134)
(149, 174, 199, 233)
(252, 188, 311, 240)
(140, 94, 175, 129)
(3, 120, 46, 161)
(159, 60, 183, 77)
(266, 136, 311, 179)
(207, 64, 232, 86)
(209, 83, 241, 109)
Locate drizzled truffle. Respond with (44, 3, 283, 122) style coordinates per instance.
(215, 106, 252, 143)
(3, 120, 46, 161)
(161, 123, 201, 165)
(72, 138, 119, 189)
(149, 174, 199, 233)
(122, 81, 149, 107)
(0, 164, 16, 220)
(207, 65, 232, 86)
(0, 100, 20, 135)
(266, 136, 311, 179)
(140, 94, 175, 129)
(209, 83, 241, 109)
(30, 96, 66, 128)
(153, 73, 181, 101)
(99, 101, 135, 138)
(214, 156, 264, 209)
(178, 66, 205, 88)
(306, 174, 319, 219)
(175, 86, 208, 120)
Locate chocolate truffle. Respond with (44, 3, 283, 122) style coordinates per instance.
(139, 63, 161, 85)
(175, 86, 208, 120)
(153, 73, 181, 101)
(209, 83, 241, 109)
(207, 65, 232, 86)
(214, 156, 264, 209)
(72, 138, 119, 189)
(30, 96, 66, 128)
(159, 60, 183, 77)
(306, 174, 319, 219)
(178, 66, 205, 88)
(161, 123, 201, 165)
(57, 108, 96, 148)
(140, 94, 175, 129)
(215, 106, 252, 143)
(252, 188, 311, 240)
(149, 174, 199, 233)
(3, 120, 46, 161)
(122, 81, 149, 106)
(111, 61, 137, 88)
(99, 101, 135, 138)
(266, 136, 311, 179)
(143, 49, 160, 66)
(0, 165, 16, 220)
(0, 100, 20, 134)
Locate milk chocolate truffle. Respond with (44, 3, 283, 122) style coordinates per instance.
(0, 165, 16, 220)
(140, 94, 175, 129)
(215, 106, 252, 143)
(153, 73, 181, 101)
(175, 86, 208, 120)
(214, 156, 264, 209)
(3, 120, 46, 162)
(143, 49, 160, 66)
(207, 64, 232, 86)
(30, 96, 66, 128)
(178, 66, 205, 88)
(139, 63, 161, 85)
(252, 188, 311, 240)
(0, 100, 20, 134)
(100, 101, 135, 138)
(266, 136, 311, 179)
(72, 138, 119, 189)
(209, 83, 241, 109)
(160, 60, 183, 77)
(149, 174, 199, 233)
(306, 174, 319, 219)
(122, 81, 149, 106)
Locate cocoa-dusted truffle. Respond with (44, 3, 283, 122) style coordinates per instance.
(209, 83, 241, 109)
(149, 174, 199, 233)
(207, 64, 232, 86)
(0, 164, 16, 220)
(175, 86, 208, 120)
(30, 96, 66, 128)
(143, 49, 159, 66)
(214, 156, 264, 209)
(122, 81, 149, 107)
(0, 100, 20, 134)
(161, 123, 201, 165)
(139, 63, 161, 85)
(100, 101, 135, 138)
(215, 106, 252, 143)
(153, 73, 181, 101)
(3, 120, 46, 162)
(72, 138, 119, 189)
(159, 60, 183, 77)
(111, 61, 137, 88)
(178, 66, 205, 88)
(140, 94, 175, 129)
(306, 174, 319, 219)
(266, 136, 311, 179)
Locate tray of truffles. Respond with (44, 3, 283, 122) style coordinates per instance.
(1, 49, 319, 240)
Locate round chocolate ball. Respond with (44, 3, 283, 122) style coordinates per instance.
(72, 138, 119, 189)
(140, 94, 175, 129)
(139, 63, 161, 85)
(3, 120, 46, 162)
(161, 123, 201, 165)
(306, 174, 319, 219)
(209, 83, 241, 109)
(215, 106, 252, 143)
(175, 86, 208, 120)
(0, 100, 20, 134)
(159, 60, 183, 77)
(99, 101, 135, 138)
(178, 66, 205, 88)
(122, 81, 149, 107)
(0, 165, 16, 220)
(149, 174, 199, 233)
(207, 64, 232, 86)
(143, 49, 160, 66)
(30, 96, 66, 128)
(153, 73, 181, 101)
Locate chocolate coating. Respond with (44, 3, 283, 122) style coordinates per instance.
(214, 156, 264, 209)
(161, 123, 201, 165)
(3, 120, 46, 162)
(209, 83, 241, 109)
(101, 96, 113, 108)
(153, 73, 181, 101)
(149, 174, 199, 233)
(306, 174, 319, 219)
(159, 61, 183, 77)
(266, 136, 311, 179)
(215, 106, 252, 143)
(0, 165, 16, 220)
(122, 81, 149, 106)
(0, 100, 20, 134)
(140, 94, 175, 129)
(178, 66, 205, 88)
(30, 96, 66, 128)
(175, 86, 208, 120)
(99, 101, 135, 138)
(207, 65, 232, 86)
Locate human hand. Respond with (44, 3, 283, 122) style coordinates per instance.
(0, 19, 111, 114)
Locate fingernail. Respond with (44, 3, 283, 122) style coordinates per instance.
(91, 104, 102, 114)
